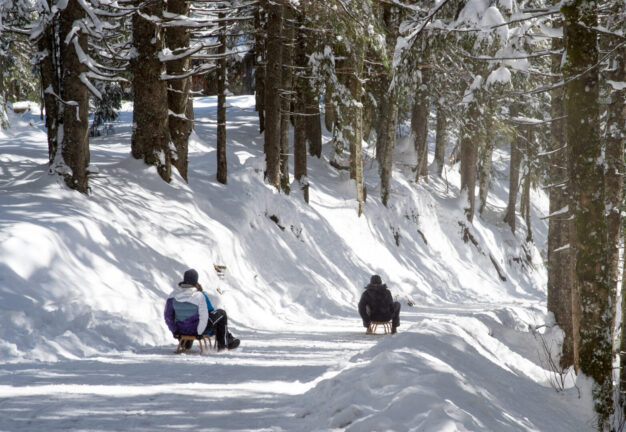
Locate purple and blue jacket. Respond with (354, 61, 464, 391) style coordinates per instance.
(164, 285, 215, 336)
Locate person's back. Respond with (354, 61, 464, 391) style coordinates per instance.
(164, 269, 240, 351)
(165, 285, 207, 336)
(358, 274, 401, 333)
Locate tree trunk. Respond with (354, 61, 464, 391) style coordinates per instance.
(305, 90, 322, 158)
(606, 44, 625, 343)
(346, 41, 365, 213)
(504, 104, 522, 232)
(378, 2, 401, 207)
(379, 90, 397, 207)
(412, 67, 430, 183)
(166, 0, 192, 181)
(546, 28, 574, 368)
(38, 16, 60, 165)
(59, 0, 90, 193)
(478, 112, 495, 215)
(279, 6, 294, 193)
(610, 45, 626, 416)
(263, 0, 282, 189)
(563, 2, 612, 427)
(434, 106, 446, 178)
(293, 27, 309, 203)
(460, 104, 479, 223)
(254, 4, 266, 133)
(324, 83, 335, 133)
(216, 12, 227, 185)
(131, 0, 172, 183)
(520, 162, 532, 243)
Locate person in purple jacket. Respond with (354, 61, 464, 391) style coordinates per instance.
(164, 269, 240, 352)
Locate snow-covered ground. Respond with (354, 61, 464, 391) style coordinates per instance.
(0, 97, 594, 431)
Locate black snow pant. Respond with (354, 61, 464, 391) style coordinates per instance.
(360, 302, 401, 329)
(203, 309, 230, 349)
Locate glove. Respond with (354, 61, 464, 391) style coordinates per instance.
(196, 334, 204, 340)
(363, 321, 370, 328)
(174, 332, 181, 339)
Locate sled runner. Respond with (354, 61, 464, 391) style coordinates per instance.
(366, 321, 393, 335)
(175, 334, 217, 354)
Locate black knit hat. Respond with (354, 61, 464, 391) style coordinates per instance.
(370, 274, 382, 285)
(182, 269, 199, 286)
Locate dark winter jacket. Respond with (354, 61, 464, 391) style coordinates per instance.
(358, 282, 395, 323)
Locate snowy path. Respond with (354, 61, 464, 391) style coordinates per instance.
(0, 314, 390, 431)
(0, 307, 593, 432)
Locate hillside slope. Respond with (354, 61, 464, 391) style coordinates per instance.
(0, 97, 593, 430)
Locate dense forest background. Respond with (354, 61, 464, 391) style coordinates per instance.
(1, 0, 625, 429)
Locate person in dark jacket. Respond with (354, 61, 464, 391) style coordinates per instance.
(164, 269, 240, 352)
(358, 275, 401, 333)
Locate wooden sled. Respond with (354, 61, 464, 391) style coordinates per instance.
(366, 321, 393, 335)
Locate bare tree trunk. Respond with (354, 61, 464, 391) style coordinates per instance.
(305, 90, 322, 158)
(520, 165, 532, 243)
(504, 104, 522, 232)
(59, 0, 90, 193)
(216, 12, 227, 185)
(547, 28, 574, 368)
(346, 41, 365, 214)
(379, 92, 397, 207)
(293, 12, 309, 204)
(378, 2, 401, 207)
(412, 68, 430, 183)
(324, 83, 334, 133)
(434, 106, 446, 178)
(254, 4, 266, 133)
(606, 45, 625, 342)
(263, 0, 282, 189)
(166, 0, 192, 181)
(279, 6, 294, 193)
(131, 0, 171, 183)
(363, 97, 375, 146)
(563, 2, 612, 427)
(478, 113, 495, 215)
(460, 104, 478, 223)
(37, 15, 60, 165)
(610, 44, 626, 416)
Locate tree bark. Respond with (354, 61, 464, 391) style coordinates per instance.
(346, 41, 365, 214)
(216, 12, 227, 185)
(563, 2, 612, 427)
(379, 90, 397, 207)
(279, 6, 294, 193)
(59, 0, 90, 193)
(324, 83, 334, 133)
(131, 0, 172, 183)
(434, 106, 446, 178)
(305, 90, 322, 158)
(546, 28, 574, 368)
(293, 10, 309, 202)
(166, 0, 192, 182)
(460, 103, 479, 223)
(504, 104, 522, 232)
(38, 15, 60, 165)
(478, 112, 495, 215)
(605, 44, 625, 342)
(263, 0, 282, 189)
(610, 45, 626, 416)
(254, 4, 266, 133)
(412, 67, 430, 183)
